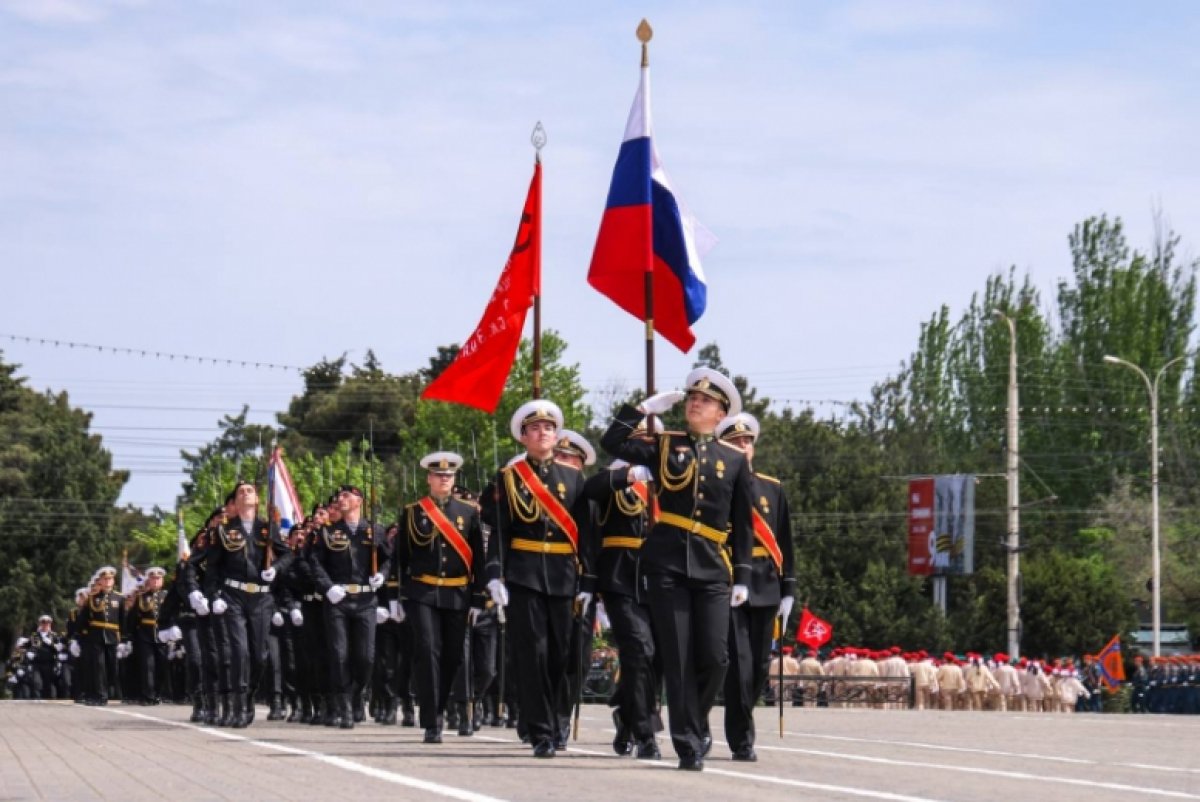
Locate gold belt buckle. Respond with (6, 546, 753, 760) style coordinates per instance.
(245, 582, 260, 593)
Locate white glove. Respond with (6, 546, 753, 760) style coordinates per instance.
(188, 590, 210, 616)
(157, 629, 172, 643)
(69, 641, 81, 658)
(628, 465, 653, 484)
(730, 584, 750, 607)
(289, 608, 304, 627)
(212, 598, 228, 615)
(54, 642, 63, 652)
(271, 612, 284, 627)
(15, 668, 24, 678)
(778, 596, 795, 623)
(57, 652, 68, 662)
(468, 607, 482, 626)
(116, 643, 131, 660)
(388, 600, 406, 624)
(260, 567, 277, 583)
(575, 591, 593, 616)
(326, 585, 347, 605)
(369, 572, 385, 591)
(375, 607, 389, 624)
(24, 651, 34, 661)
(165, 625, 182, 642)
(638, 389, 686, 416)
(487, 579, 509, 607)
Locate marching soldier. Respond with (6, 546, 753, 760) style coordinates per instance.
(127, 566, 169, 705)
(201, 482, 294, 728)
(308, 485, 389, 729)
(718, 412, 796, 761)
(182, 508, 229, 724)
(159, 559, 203, 720)
(78, 566, 128, 705)
(600, 368, 754, 771)
(397, 452, 486, 743)
(583, 456, 662, 759)
(483, 400, 595, 759)
(27, 615, 67, 699)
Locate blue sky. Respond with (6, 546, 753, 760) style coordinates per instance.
(2, 0, 1198, 508)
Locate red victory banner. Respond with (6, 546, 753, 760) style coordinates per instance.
(797, 607, 833, 649)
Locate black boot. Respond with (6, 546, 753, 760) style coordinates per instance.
(338, 695, 354, 730)
(472, 700, 484, 732)
(231, 693, 250, 729)
(456, 703, 472, 737)
(446, 703, 460, 729)
(244, 695, 256, 726)
(322, 695, 337, 727)
(298, 695, 312, 724)
(383, 699, 398, 725)
(351, 692, 365, 723)
(286, 695, 299, 723)
(267, 694, 286, 721)
(190, 696, 205, 723)
(216, 693, 233, 727)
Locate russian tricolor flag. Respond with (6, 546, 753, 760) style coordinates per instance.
(588, 64, 715, 353)
(268, 446, 303, 534)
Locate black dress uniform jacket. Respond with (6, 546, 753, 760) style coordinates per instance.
(202, 517, 294, 598)
(485, 456, 594, 598)
(600, 404, 754, 587)
(398, 496, 487, 611)
(745, 473, 796, 607)
(308, 519, 390, 596)
(80, 590, 126, 645)
(583, 467, 649, 599)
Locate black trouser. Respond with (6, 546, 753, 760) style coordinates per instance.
(452, 617, 499, 704)
(507, 585, 572, 746)
(265, 625, 283, 699)
(180, 622, 204, 700)
(33, 664, 60, 699)
(323, 594, 376, 699)
(408, 600, 467, 729)
(220, 590, 273, 696)
(644, 571, 730, 760)
(298, 600, 328, 698)
(134, 637, 164, 701)
(605, 592, 659, 741)
(724, 603, 776, 751)
(197, 614, 227, 695)
(85, 639, 119, 702)
(375, 619, 404, 705)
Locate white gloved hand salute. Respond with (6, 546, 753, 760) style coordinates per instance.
(487, 579, 509, 607)
(638, 389, 686, 416)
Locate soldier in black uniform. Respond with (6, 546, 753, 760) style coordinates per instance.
(26, 615, 67, 698)
(600, 368, 754, 771)
(159, 558, 202, 719)
(127, 566, 170, 705)
(717, 412, 796, 761)
(482, 400, 595, 759)
(182, 508, 229, 724)
(309, 484, 389, 729)
(584, 457, 662, 759)
(295, 504, 334, 726)
(396, 452, 486, 743)
(202, 482, 294, 728)
(78, 566, 129, 705)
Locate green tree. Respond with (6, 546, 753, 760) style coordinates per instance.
(0, 354, 127, 651)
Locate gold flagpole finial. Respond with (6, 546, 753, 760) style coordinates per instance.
(531, 121, 547, 161)
(637, 19, 653, 67)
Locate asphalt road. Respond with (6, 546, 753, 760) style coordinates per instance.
(1, 701, 1197, 801)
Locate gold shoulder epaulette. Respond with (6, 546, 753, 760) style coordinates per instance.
(755, 472, 781, 484)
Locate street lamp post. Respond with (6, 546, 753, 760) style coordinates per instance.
(1102, 353, 1186, 658)
(992, 310, 1020, 660)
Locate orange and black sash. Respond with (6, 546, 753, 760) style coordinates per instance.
(417, 497, 473, 576)
(628, 480, 660, 523)
(510, 460, 579, 552)
(751, 508, 783, 570)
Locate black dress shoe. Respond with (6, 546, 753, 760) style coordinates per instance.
(635, 738, 661, 760)
(553, 733, 568, 752)
(423, 728, 443, 744)
(700, 734, 713, 757)
(678, 754, 704, 771)
(731, 746, 758, 762)
(532, 739, 556, 759)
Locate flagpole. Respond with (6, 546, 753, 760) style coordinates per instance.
(531, 122, 546, 399)
(637, 20, 656, 405)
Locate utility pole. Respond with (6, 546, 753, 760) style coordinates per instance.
(993, 310, 1020, 659)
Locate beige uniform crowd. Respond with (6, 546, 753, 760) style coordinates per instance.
(769, 647, 1096, 713)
